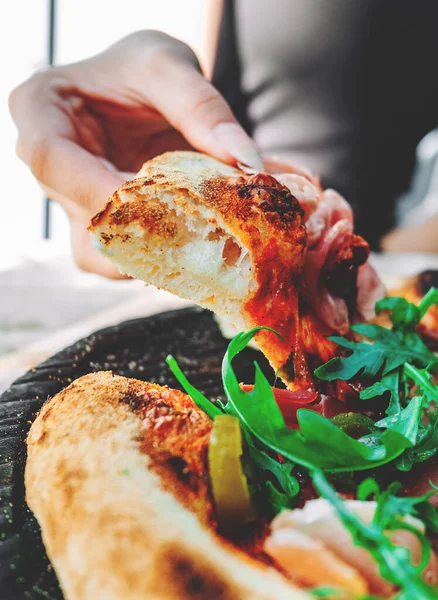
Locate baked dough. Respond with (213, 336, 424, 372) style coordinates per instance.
(89, 151, 316, 389)
(26, 372, 310, 600)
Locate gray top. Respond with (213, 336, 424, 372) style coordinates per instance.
(214, 0, 438, 246)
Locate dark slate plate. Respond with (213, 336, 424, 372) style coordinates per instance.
(0, 307, 272, 600)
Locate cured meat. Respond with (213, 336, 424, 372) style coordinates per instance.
(265, 499, 438, 597)
(356, 262, 387, 321)
(275, 172, 383, 334)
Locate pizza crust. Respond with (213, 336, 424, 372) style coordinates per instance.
(90, 153, 257, 329)
(89, 152, 308, 387)
(26, 372, 310, 600)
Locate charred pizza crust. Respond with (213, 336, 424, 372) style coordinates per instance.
(89, 152, 308, 388)
(26, 372, 309, 600)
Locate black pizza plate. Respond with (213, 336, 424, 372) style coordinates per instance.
(0, 307, 273, 600)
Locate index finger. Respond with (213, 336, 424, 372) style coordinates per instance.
(24, 134, 124, 216)
(10, 75, 124, 215)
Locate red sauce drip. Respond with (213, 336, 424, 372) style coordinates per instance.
(244, 238, 312, 389)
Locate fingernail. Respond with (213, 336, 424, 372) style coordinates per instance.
(212, 122, 263, 171)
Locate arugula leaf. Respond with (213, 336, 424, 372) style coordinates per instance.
(382, 363, 438, 470)
(360, 370, 401, 415)
(264, 477, 298, 514)
(316, 289, 438, 383)
(418, 287, 438, 319)
(397, 414, 438, 471)
(317, 291, 438, 476)
(404, 363, 438, 407)
(312, 472, 438, 600)
(243, 432, 300, 513)
(415, 484, 438, 534)
(413, 414, 438, 464)
(312, 589, 379, 600)
(358, 480, 438, 536)
(222, 329, 412, 472)
(369, 381, 436, 472)
(310, 588, 345, 598)
(376, 287, 438, 327)
(315, 325, 438, 382)
(374, 396, 424, 445)
(375, 296, 420, 330)
(166, 354, 223, 420)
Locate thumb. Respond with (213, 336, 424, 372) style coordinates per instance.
(142, 53, 263, 170)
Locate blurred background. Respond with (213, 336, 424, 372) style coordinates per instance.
(1, 0, 437, 387)
(0, 0, 205, 381)
(1, 0, 208, 263)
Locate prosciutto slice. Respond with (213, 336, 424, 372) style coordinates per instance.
(357, 262, 387, 321)
(270, 163, 384, 333)
(265, 499, 438, 597)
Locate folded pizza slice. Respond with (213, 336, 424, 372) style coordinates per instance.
(89, 152, 312, 388)
(89, 151, 377, 393)
(26, 372, 311, 600)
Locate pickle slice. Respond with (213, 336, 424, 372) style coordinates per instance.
(208, 415, 256, 527)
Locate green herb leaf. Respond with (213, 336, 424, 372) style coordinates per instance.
(222, 329, 412, 472)
(312, 472, 438, 600)
(166, 354, 223, 420)
(365, 481, 438, 535)
(375, 296, 421, 330)
(404, 363, 438, 407)
(243, 432, 300, 513)
(375, 288, 438, 328)
(414, 415, 438, 463)
(264, 478, 298, 514)
(415, 491, 438, 534)
(310, 588, 344, 598)
(167, 340, 300, 514)
(315, 325, 437, 382)
(418, 287, 438, 319)
(314, 336, 388, 381)
(360, 371, 401, 415)
(398, 414, 438, 471)
(374, 396, 424, 445)
(316, 289, 438, 383)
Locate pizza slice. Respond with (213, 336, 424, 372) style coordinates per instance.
(25, 372, 310, 600)
(89, 151, 379, 394)
(26, 371, 438, 600)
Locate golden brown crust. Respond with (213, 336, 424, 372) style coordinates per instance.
(134, 382, 215, 526)
(90, 155, 305, 266)
(199, 172, 303, 234)
(89, 152, 309, 389)
(26, 372, 309, 600)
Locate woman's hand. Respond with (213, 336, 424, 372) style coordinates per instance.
(9, 30, 261, 277)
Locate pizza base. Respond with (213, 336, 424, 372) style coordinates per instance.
(89, 151, 308, 388)
(26, 372, 310, 600)
(90, 153, 257, 331)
